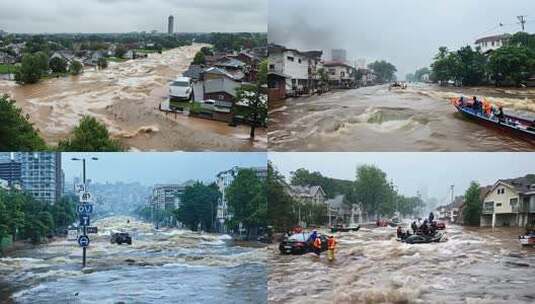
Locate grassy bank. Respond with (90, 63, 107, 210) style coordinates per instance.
(0, 64, 16, 74)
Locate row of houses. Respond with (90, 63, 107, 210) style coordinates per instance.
(174, 48, 267, 124)
(148, 166, 268, 234)
(435, 174, 535, 228)
(267, 43, 378, 101)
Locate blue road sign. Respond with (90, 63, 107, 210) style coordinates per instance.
(79, 215, 90, 226)
(78, 235, 90, 247)
(77, 204, 93, 216)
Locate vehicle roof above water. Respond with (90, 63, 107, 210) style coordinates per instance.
(174, 76, 191, 82)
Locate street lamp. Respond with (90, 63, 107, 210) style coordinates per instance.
(71, 156, 98, 268)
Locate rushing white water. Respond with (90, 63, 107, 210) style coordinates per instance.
(0, 216, 267, 304)
(268, 224, 535, 304)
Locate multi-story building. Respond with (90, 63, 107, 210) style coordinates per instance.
(475, 34, 511, 53)
(268, 44, 323, 97)
(481, 175, 535, 228)
(323, 61, 356, 88)
(1, 152, 64, 204)
(215, 166, 267, 233)
(151, 181, 196, 211)
(0, 158, 22, 187)
(325, 194, 362, 226)
(168, 15, 174, 35)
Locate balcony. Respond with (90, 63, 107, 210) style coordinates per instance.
(482, 206, 494, 214)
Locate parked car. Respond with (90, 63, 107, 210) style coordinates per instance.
(279, 232, 328, 255)
(111, 232, 132, 245)
(519, 229, 535, 247)
(169, 76, 193, 101)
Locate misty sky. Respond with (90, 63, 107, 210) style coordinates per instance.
(269, 152, 535, 204)
(62, 152, 266, 186)
(269, 0, 534, 78)
(0, 0, 267, 33)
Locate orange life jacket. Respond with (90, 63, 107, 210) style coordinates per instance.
(327, 238, 336, 250)
(313, 237, 322, 249)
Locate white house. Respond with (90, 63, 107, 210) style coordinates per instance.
(323, 61, 356, 88)
(481, 175, 535, 228)
(268, 44, 312, 95)
(475, 34, 511, 53)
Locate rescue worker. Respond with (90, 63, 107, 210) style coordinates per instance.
(411, 221, 418, 235)
(327, 235, 337, 261)
(428, 212, 434, 223)
(396, 226, 403, 239)
(313, 234, 322, 256)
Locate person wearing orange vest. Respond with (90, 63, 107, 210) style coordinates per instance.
(312, 234, 322, 256)
(327, 235, 337, 261)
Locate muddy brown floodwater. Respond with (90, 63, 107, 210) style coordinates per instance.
(268, 225, 535, 304)
(0, 44, 266, 151)
(268, 84, 535, 151)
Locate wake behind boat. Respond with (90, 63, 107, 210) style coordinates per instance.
(451, 96, 535, 142)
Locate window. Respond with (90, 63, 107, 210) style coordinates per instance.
(510, 198, 518, 206)
(496, 203, 502, 207)
(287, 56, 294, 62)
(328, 68, 336, 75)
(269, 64, 275, 70)
(298, 58, 302, 64)
(218, 95, 224, 100)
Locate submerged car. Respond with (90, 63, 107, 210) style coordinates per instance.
(279, 232, 328, 255)
(111, 232, 132, 245)
(519, 230, 535, 247)
(169, 76, 193, 101)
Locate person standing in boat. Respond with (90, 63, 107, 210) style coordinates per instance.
(496, 106, 505, 123)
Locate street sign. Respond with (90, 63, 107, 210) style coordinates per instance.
(79, 215, 90, 226)
(78, 235, 90, 247)
(67, 229, 78, 240)
(80, 191, 93, 203)
(74, 183, 86, 194)
(86, 226, 98, 234)
(77, 204, 93, 215)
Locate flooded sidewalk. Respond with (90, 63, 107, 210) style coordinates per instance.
(0, 44, 265, 151)
(268, 84, 535, 152)
(0, 216, 267, 304)
(268, 225, 535, 304)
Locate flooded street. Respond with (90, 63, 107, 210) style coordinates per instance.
(268, 225, 535, 304)
(0, 216, 267, 304)
(269, 84, 535, 151)
(0, 44, 265, 151)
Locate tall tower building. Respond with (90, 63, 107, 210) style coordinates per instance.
(168, 15, 174, 35)
(11, 152, 64, 204)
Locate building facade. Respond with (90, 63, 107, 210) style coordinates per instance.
(168, 15, 174, 35)
(481, 175, 535, 227)
(475, 34, 511, 53)
(1, 152, 64, 204)
(0, 159, 22, 187)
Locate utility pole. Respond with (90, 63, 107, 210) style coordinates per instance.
(517, 15, 527, 32)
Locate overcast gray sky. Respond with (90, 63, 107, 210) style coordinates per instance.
(62, 152, 266, 185)
(269, 0, 535, 78)
(0, 0, 266, 33)
(269, 152, 535, 204)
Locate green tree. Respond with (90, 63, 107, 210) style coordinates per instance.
(368, 60, 397, 83)
(192, 51, 206, 65)
(200, 46, 213, 56)
(58, 115, 122, 151)
(454, 46, 487, 86)
(267, 162, 297, 232)
(0, 94, 47, 151)
(49, 195, 77, 231)
(235, 59, 268, 138)
(69, 60, 83, 75)
(226, 169, 267, 239)
(115, 45, 127, 58)
(14, 51, 49, 84)
(354, 165, 395, 218)
(463, 182, 482, 226)
(175, 182, 220, 231)
(49, 57, 67, 73)
(488, 45, 534, 86)
(97, 57, 108, 69)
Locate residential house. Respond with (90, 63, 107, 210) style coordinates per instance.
(288, 185, 328, 227)
(182, 64, 203, 81)
(200, 67, 242, 122)
(268, 44, 310, 96)
(303, 50, 323, 93)
(475, 34, 511, 53)
(49, 50, 77, 68)
(480, 174, 535, 227)
(0, 51, 16, 64)
(323, 61, 356, 88)
(325, 194, 362, 226)
(435, 196, 465, 223)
